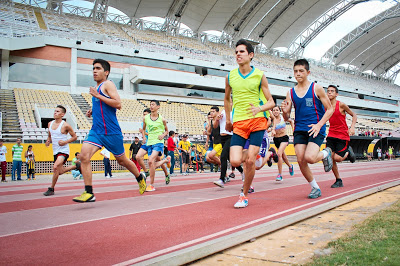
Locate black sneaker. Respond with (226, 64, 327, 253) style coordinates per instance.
(43, 187, 54, 196)
(348, 146, 356, 163)
(331, 179, 343, 188)
(269, 147, 278, 163)
(229, 173, 235, 179)
(267, 156, 273, 167)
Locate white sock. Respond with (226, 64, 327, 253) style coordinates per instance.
(321, 149, 329, 159)
(309, 179, 320, 189)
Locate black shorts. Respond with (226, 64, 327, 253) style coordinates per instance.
(273, 135, 289, 148)
(294, 131, 325, 147)
(181, 152, 190, 164)
(54, 153, 69, 163)
(326, 137, 349, 157)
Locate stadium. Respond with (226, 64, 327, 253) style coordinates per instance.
(0, 0, 400, 264)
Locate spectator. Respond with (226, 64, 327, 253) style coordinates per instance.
(167, 131, 177, 176)
(0, 139, 7, 182)
(377, 147, 382, 160)
(11, 138, 23, 181)
(129, 136, 142, 172)
(71, 152, 82, 180)
(25, 145, 35, 180)
(197, 152, 204, 173)
(100, 148, 112, 178)
(364, 150, 372, 161)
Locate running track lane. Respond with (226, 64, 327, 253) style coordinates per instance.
(0, 161, 399, 265)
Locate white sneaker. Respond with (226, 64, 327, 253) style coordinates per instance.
(213, 179, 224, 188)
(234, 193, 249, 208)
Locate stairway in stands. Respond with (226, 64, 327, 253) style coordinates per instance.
(0, 89, 22, 141)
(71, 94, 93, 124)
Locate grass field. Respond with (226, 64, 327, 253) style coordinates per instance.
(308, 200, 400, 265)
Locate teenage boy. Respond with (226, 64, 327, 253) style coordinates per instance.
(178, 135, 191, 175)
(142, 100, 171, 191)
(73, 59, 146, 202)
(206, 106, 222, 171)
(326, 85, 357, 188)
(44, 105, 79, 196)
(225, 39, 275, 208)
(281, 59, 334, 199)
(0, 139, 7, 182)
(167, 131, 177, 175)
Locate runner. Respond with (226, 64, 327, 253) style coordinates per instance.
(142, 99, 171, 192)
(270, 106, 295, 181)
(281, 59, 334, 199)
(326, 85, 357, 188)
(43, 105, 80, 196)
(72, 59, 146, 202)
(206, 106, 222, 172)
(224, 39, 275, 208)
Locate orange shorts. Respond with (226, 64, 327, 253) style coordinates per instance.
(233, 117, 268, 139)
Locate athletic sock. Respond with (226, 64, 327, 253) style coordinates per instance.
(85, 185, 93, 194)
(309, 179, 320, 189)
(322, 150, 329, 159)
(135, 173, 143, 182)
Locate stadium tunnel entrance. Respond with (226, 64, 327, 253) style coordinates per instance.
(374, 137, 400, 159)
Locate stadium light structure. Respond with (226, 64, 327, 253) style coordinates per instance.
(220, 63, 225, 66)
(179, 56, 184, 60)
(134, 50, 139, 54)
(76, 41, 81, 45)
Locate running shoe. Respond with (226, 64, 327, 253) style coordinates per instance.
(267, 155, 273, 167)
(138, 172, 147, 194)
(331, 179, 343, 188)
(165, 174, 170, 185)
(73, 191, 96, 202)
(276, 174, 283, 181)
(322, 147, 333, 172)
(225, 176, 231, 183)
(242, 186, 255, 194)
(213, 179, 224, 188)
(43, 187, 54, 196)
(229, 173, 235, 179)
(32, 177, 35, 180)
(289, 164, 294, 176)
(269, 147, 278, 163)
(145, 171, 150, 178)
(166, 156, 171, 168)
(146, 184, 156, 192)
(308, 187, 321, 199)
(348, 146, 356, 163)
(234, 193, 248, 208)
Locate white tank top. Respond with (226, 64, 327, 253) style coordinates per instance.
(49, 120, 70, 155)
(219, 110, 233, 136)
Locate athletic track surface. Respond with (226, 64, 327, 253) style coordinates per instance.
(1, 160, 399, 265)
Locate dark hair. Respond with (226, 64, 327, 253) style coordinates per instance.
(235, 39, 254, 55)
(143, 108, 151, 114)
(150, 99, 160, 106)
(56, 105, 66, 113)
(75, 152, 80, 156)
(294, 59, 310, 71)
(207, 112, 211, 116)
(93, 59, 111, 77)
(169, 131, 175, 136)
(211, 106, 219, 112)
(28, 145, 32, 148)
(328, 85, 338, 93)
(273, 105, 281, 111)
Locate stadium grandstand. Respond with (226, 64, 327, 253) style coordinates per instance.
(0, 0, 400, 173)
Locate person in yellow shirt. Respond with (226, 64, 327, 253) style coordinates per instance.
(178, 135, 191, 175)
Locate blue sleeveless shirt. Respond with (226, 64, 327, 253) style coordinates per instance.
(91, 81, 121, 135)
(290, 82, 326, 136)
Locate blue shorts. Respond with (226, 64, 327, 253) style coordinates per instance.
(140, 144, 148, 152)
(294, 131, 325, 147)
(84, 130, 125, 157)
(231, 130, 264, 148)
(147, 143, 164, 155)
(244, 136, 270, 157)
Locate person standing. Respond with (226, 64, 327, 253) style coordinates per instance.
(0, 139, 7, 182)
(178, 135, 191, 175)
(377, 147, 382, 160)
(167, 131, 177, 175)
(73, 59, 146, 202)
(129, 136, 142, 172)
(281, 59, 334, 199)
(25, 145, 35, 180)
(100, 148, 112, 178)
(43, 105, 79, 196)
(12, 138, 23, 181)
(326, 85, 357, 188)
(225, 39, 275, 208)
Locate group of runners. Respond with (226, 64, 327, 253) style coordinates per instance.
(41, 39, 357, 208)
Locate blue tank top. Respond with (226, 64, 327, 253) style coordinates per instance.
(290, 82, 326, 135)
(92, 81, 121, 135)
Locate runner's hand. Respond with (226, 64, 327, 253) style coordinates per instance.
(248, 103, 260, 116)
(308, 124, 321, 138)
(158, 134, 164, 140)
(89, 86, 100, 98)
(348, 127, 355, 136)
(58, 140, 67, 146)
(86, 109, 92, 118)
(225, 121, 233, 132)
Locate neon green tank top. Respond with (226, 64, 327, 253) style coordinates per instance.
(144, 113, 165, 145)
(229, 66, 267, 122)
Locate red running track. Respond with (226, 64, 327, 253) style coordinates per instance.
(0, 160, 399, 265)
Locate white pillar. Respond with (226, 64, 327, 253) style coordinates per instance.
(70, 48, 77, 94)
(1, 50, 10, 90)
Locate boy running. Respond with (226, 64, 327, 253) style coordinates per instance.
(44, 105, 79, 196)
(73, 59, 146, 202)
(281, 59, 334, 199)
(326, 85, 357, 188)
(225, 39, 275, 208)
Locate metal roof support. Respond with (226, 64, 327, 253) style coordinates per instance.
(90, 0, 109, 23)
(287, 0, 360, 58)
(377, 51, 400, 82)
(162, 0, 190, 36)
(323, 3, 400, 63)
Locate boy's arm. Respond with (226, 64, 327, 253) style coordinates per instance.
(281, 91, 292, 121)
(159, 119, 168, 140)
(142, 118, 147, 144)
(45, 121, 52, 147)
(309, 84, 333, 138)
(251, 75, 275, 116)
(89, 80, 122, 110)
(59, 123, 77, 146)
(341, 102, 357, 136)
(224, 75, 233, 132)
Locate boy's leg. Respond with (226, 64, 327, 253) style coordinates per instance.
(51, 156, 68, 188)
(147, 150, 160, 185)
(136, 148, 148, 173)
(80, 143, 101, 186)
(295, 144, 314, 182)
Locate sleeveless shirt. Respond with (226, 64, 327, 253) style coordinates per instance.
(49, 120, 70, 155)
(327, 100, 349, 141)
(144, 113, 165, 146)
